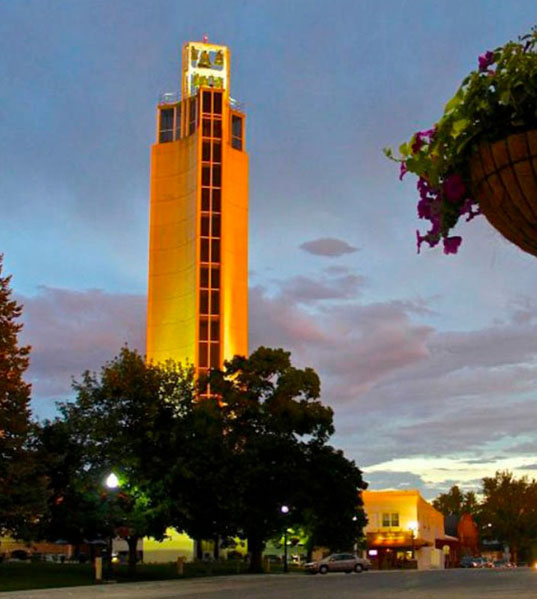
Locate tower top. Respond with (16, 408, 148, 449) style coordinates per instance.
(182, 40, 230, 100)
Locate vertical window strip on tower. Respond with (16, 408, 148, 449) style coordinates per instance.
(198, 89, 223, 381)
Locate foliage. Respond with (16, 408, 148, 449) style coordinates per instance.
(432, 485, 479, 518)
(0, 255, 46, 537)
(40, 345, 367, 575)
(41, 348, 195, 570)
(202, 347, 367, 572)
(297, 444, 368, 555)
(385, 28, 537, 254)
(479, 470, 537, 562)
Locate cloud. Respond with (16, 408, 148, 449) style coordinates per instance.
(277, 273, 366, 303)
(17, 273, 537, 499)
(18, 287, 145, 416)
(299, 238, 359, 257)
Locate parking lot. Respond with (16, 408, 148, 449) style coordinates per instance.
(2, 567, 537, 599)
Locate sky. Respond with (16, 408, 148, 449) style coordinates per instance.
(2, 0, 537, 500)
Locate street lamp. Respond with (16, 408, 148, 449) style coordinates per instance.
(408, 521, 418, 561)
(105, 473, 119, 490)
(104, 472, 120, 579)
(281, 505, 289, 573)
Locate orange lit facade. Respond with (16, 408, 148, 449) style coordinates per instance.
(362, 490, 453, 570)
(147, 41, 248, 377)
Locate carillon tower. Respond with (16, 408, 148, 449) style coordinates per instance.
(146, 40, 248, 377)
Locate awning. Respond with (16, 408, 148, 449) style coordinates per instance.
(367, 532, 430, 550)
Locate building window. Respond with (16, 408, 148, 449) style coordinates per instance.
(175, 104, 181, 139)
(211, 214, 221, 238)
(212, 189, 221, 212)
(202, 188, 210, 211)
(211, 239, 220, 262)
(201, 215, 210, 237)
(189, 97, 197, 135)
(199, 343, 208, 367)
(209, 343, 220, 368)
(159, 108, 174, 143)
(231, 114, 243, 150)
(213, 92, 222, 115)
(210, 319, 220, 341)
(382, 513, 400, 527)
(200, 239, 209, 263)
(202, 90, 212, 114)
(202, 141, 211, 161)
(211, 290, 220, 314)
(200, 290, 209, 314)
(210, 267, 220, 289)
(212, 142, 221, 163)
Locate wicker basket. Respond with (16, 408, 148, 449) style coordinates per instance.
(469, 130, 537, 257)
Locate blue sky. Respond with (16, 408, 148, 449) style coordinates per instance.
(3, 0, 537, 498)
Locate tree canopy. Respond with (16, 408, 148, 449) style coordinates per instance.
(432, 485, 479, 518)
(0, 255, 46, 537)
(41, 346, 367, 573)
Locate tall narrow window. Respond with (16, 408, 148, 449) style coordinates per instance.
(211, 189, 221, 212)
(201, 188, 210, 211)
(175, 104, 181, 139)
(159, 108, 174, 143)
(189, 97, 197, 135)
(213, 92, 222, 115)
(231, 114, 243, 150)
(199, 343, 208, 367)
(200, 290, 209, 315)
(209, 344, 220, 368)
(202, 91, 212, 114)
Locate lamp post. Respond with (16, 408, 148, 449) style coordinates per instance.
(281, 505, 289, 573)
(408, 521, 418, 563)
(104, 472, 119, 579)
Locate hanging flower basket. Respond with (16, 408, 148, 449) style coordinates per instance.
(470, 130, 537, 257)
(386, 28, 537, 256)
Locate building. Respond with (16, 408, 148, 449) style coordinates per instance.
(362, 489, 456, 570)
(144, 39, 248, 561)
(146, 39, 248, 379)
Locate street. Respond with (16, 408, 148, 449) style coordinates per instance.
(2, 568, 537, 599)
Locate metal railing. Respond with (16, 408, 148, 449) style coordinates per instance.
(158, 91, 180, 105)
(158, 91, 245, 112)
(229, 97, 245, 112)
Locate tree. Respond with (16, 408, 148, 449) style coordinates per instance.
(433, 485, 479, 518)
(480, 471, 537, 563)
(203, 346, 367, 572)
(45, 348, 195, 572)
(0, 255, 46, 537)
(297, 444, 368, 558)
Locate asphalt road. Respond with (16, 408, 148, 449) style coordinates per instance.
(3, 568, 537, 599)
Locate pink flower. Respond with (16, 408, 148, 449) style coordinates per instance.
(443, 174, 466, 203)
(478, 50, 494, 72)
(399, 161, 408, 181)
(460, 198, 482, 222)
(443, 236, 462, 254)
(411, 129, 435, 154)
(417, 198, 431, 219)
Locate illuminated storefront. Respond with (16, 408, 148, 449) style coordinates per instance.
(362, 490, 451, 570)
(147, 40, 248, 379)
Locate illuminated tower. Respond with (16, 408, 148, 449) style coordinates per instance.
(147, 41, 248, 377)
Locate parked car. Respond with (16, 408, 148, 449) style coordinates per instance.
(304, 553, 371, 574)
(460, 556, 492, 568)
(493, 559, 516, 569)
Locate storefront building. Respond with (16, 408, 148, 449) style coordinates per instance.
(362, 489, 456, 570)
